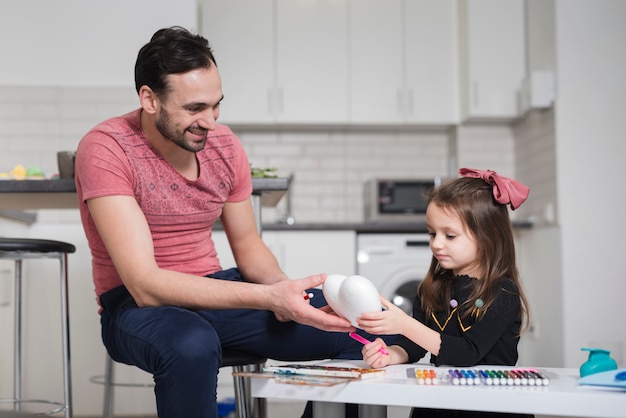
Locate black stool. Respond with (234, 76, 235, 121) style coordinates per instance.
(93, 350, 267, 418)
(0, 238, 75, 417)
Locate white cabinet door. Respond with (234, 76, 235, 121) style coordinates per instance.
(263, 231, 356, 279)
(201, 0, 275, 124)
(349, 0, 404, 124)
(459, 0, 526, 120)
(202, 0, 349, 125)
(405, 0, 458, 124)
(213, 230, 356, 279)
(275, 0, 349, 123)
(349, 0, 458, 124)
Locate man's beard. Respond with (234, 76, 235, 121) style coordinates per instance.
(155, 107, 207, 153)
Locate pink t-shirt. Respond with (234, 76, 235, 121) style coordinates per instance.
(75, 109, 252, 302)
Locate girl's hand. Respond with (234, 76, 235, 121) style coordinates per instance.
(362, 339, 410, 368)
(357, 296, 412, 335)
(361, 337, 392, 368)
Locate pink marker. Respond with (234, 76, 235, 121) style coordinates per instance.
(349, 332, 389, 355)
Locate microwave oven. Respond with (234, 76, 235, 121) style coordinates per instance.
(364, 178, 441, 222)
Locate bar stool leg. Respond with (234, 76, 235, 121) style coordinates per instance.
(13, 259, 22, 414)
(11, 254, 73, 417)
(230, 362, 266, 418)
(60, 253, 73, 418)
(252, 362, 266, 418)
(232, 364, 250, 418)
(103, 354, 115, 418)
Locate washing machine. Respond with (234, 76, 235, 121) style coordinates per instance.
(357, 233, 432, 314)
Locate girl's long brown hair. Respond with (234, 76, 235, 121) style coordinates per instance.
(419, 177, 530, 332)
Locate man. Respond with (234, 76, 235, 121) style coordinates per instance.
(75, 26, 370, 417)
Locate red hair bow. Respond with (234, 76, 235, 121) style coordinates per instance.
(458, 168, 530, 210)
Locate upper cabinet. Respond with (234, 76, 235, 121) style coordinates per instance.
(349, 0, 459, 125)
(459, 0, 526, 121)
(202, 0, 527, 125)
(275, 1, 349, 123)
(201, 0, 274, 124)
(202, 0, 348, 125)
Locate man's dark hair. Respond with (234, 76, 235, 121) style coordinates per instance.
(134, 26, 217, 97)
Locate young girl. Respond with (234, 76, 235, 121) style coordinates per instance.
(357, 168, 532, 418)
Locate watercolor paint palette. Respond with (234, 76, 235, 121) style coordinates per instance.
(414, 368, 550, 386)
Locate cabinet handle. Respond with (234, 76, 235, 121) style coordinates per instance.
(405, 240, 429, 247)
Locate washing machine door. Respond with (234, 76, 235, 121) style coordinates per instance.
(379, 266, 425, 315)
(391, 280, 421, 315)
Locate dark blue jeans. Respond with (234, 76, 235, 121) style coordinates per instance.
(99, 268, 388, 418)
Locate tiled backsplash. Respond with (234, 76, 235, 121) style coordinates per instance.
(513, 108, 557, 227)
(0, 86, 524, 224)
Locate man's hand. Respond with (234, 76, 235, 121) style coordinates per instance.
(268, 274, 355, 333)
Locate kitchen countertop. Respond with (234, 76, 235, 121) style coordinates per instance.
(0, 179, 533, 232)
(262, 220, 532, 233)
(262, 222, 431, 233)
(0, 177, 289, 210)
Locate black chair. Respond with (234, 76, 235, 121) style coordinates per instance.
(0, 238, 75, 418)
(93, 350, 267, 418)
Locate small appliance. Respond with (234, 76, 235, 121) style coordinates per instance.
(364, 178, 441, 223)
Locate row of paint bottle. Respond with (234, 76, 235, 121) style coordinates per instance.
(414, 368, 550, 386)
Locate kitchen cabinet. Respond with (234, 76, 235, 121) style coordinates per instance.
(275, 0, 349, 123)
(213, 230, 356, 279)
(459, 0, 526, 120)
(201, 0, 274, 124)
(201, 0, 348, 124)
(263, 231, 356, 279)
(349, 0, 458, 124)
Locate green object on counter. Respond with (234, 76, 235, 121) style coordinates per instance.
(580, 347, 618, 377)
(250, 165, 278, 178)
(26, 166, 45, 177)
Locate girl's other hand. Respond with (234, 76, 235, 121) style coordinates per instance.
(357, 296, 411, 336)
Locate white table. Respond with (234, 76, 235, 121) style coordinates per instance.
(250, 361, 626, 418)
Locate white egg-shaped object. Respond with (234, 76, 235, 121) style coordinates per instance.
(322, 274, 382, 327)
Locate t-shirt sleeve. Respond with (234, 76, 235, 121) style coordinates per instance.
(75, 130, 135, 203)
(225, 134, 253, 203)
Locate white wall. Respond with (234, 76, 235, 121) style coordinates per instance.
(555, 0, 626, 367)
(0, 0, 197, 86)
(513, 0, 626, 370)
